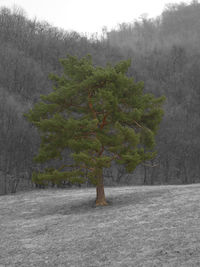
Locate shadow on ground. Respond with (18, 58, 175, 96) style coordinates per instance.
(36, 189, 169, 217)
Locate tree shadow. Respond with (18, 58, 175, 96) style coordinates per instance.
(36, 188, 168, 217)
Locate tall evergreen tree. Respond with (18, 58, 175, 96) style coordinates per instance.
(25, 55, 165, 206)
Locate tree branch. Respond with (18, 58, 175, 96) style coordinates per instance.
(142, 163, 158, 168)
(88, 92, 97, 119)
(99, 112, 109, 129)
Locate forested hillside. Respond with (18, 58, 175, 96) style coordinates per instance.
(106, 1, 200, 185)
(1, 1, 200, 194)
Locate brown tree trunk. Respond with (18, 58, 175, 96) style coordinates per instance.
(96, 169, 108, 206)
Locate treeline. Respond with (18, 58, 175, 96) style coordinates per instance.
(0, 1, 200, 194)
(0, 7, 125, 194)
(106, 0, 200, 185)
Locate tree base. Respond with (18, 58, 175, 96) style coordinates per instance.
(95, 199, 108, 206)
(96, 173, 107, 206)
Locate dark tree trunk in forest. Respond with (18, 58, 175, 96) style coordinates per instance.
(143, 165, 147, 185)
(4, 174, 7, 195)
(96, 169, 108, 206)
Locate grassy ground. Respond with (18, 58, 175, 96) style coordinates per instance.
(0, 184, 200, 267)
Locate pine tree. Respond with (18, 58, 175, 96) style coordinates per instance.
(25, 55, 165, 206)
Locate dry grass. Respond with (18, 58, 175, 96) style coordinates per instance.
(0, 184, 200, 266)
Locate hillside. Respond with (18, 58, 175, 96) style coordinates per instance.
(107, 1, 200, 52)
(1, 2, 200, 194)
(1, 185, 200, 266)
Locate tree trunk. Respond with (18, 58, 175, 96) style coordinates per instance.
(4, 173, 7, 195)
(143, 165, 147, 185)
(96, 169, 108, 206)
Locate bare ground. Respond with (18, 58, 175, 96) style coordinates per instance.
(0, 184, 200, 267)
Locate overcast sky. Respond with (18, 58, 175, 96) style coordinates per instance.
(0, 0, 192, 35)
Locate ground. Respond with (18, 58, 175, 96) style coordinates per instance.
(0, 184, 200, 267)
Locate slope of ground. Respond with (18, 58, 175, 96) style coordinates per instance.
(0, 184, 200, 266)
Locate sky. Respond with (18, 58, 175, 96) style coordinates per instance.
(0, 0, 192, 36)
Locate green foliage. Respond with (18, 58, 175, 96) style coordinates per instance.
(25, 55, 165, 185)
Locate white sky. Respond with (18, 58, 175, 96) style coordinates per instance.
(0, 0, 192, 36)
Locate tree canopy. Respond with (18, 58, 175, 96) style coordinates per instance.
(25, 55, 165, 205)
